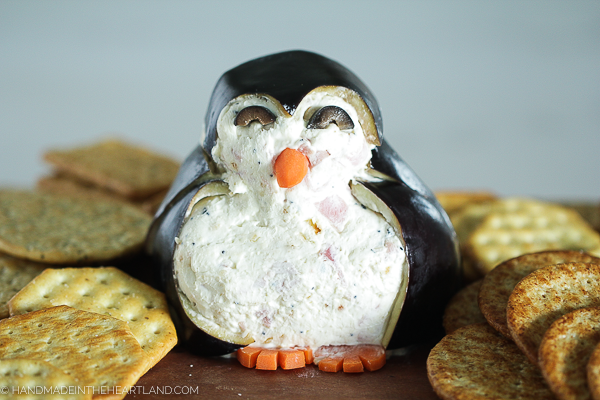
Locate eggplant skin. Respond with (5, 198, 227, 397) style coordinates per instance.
(361, 182, 460, 348)
(369, 139, 461, 348)
(145, 145, 246, 356)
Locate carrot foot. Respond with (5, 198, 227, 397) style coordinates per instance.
(315, 345, 386, 373)
(236, 347, 313, 370)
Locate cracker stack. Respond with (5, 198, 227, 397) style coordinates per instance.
(0, 138, 181, 398)
(39, 139, 180, 215)
(0, 267, 177, 399)
(429, 250, 600, 400)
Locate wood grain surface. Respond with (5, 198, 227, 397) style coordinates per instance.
(126, 344, 439, 400)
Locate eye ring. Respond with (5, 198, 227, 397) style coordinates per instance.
(307, 106, 354, 130)
(234, 106, 276, 126)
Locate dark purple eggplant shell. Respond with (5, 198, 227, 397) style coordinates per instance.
(369, 141, 461, 348)
(203, 50, 382, 153)
(145, 51, 460, 356)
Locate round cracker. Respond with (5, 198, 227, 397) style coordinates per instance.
(587, 341, 600, 400)
(0, 190, 151, 264)
(0, 253, 47, 319)
(507, 262, 600, 365)
(538, 307, 600, 400)
(479, 250, 600, 338)
(442, 279, 486, 334)
(427, 323, 554, 400)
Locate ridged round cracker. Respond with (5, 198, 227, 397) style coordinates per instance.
(427, 323, 554, 400)
(0, 358, 90, 400)
(466, 198, 600, 275)
(0, 190, 151, 264)
(0, 253, 47, 319)
(479, 250, 600, 338)
(507, 262, 600, 365)
(0, 305, 148, 400)
(587, 341, 600, 400)
(442, 279, 486, 334)
(538, 307, 600, 400)
(43, 139, 180, 200)
(8, 267, 177, 371)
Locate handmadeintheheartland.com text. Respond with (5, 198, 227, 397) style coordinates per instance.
(1, 385, 200, 396)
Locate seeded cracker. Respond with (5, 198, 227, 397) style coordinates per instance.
(0, 358, 91, 400)
(37, 174, 130, 205)
(8, 267, 177, 372)
(0, 190, 151, 264)
(442, 279, 486, 334)
(37, 175, 168, 215)
(0, 305, 148, 400)
(587, 341, 600, 400)
(465, 198, 600, 275)
(43, 139, 180, 200)
(427, 323, 554, 400)
(0, 253, 46, 319)
(506, 262, 600, 365)
(538, 307, 600, 400)
(478, 250, 600, 338)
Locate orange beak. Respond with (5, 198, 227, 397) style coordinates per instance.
(273, 148, 309, 188)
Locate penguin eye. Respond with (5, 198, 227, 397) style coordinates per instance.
(234, 106, 276, 127)
(307, 106, 354, 130)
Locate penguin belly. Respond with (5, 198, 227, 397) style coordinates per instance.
(173, 190, 407, 351)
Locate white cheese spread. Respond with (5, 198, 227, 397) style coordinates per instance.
(174, 90, 407, 350)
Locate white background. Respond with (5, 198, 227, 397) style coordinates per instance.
(1, 1, 598, 200)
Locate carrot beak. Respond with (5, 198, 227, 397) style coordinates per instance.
(273, 148, 309, 188)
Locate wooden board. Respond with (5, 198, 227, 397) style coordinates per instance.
(126, 344, 440, 399)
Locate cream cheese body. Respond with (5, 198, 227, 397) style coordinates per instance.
(173, 92, 408, 350)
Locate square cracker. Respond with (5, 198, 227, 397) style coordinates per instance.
(0, 305, 148, 400)
(37, 175, 167, 215)
(43, 139, 180, 200)
(465, 197, 600, 275)
(8, 267, 177, 371)
(0, 253, 46, 319)
(0, 358, 91, 400)
(435, 190, 497, 217)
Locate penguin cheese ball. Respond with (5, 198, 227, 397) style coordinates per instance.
(146, 50, 460, 372)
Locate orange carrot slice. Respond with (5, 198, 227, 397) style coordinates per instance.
(358, 346, 386, 372)
(256, 349, 279, 370)
(302, 347, 314, 365)
(343, 355, 364, 373)
(278, 350, 306, 370)
(237, 347, 263, 369)
(273, 148, 308, 188)
(318, 357, 343, 373)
